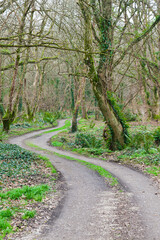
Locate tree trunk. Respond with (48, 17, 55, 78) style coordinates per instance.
(81, 87, 87, 119)
(71, 107, 79, 132)
(92, 83, 125, 150)
(2, 110, 16, 132)
(95, 98, 100, 120)
(3, 119, 10, 132)
(79, 0, 128, 150)
(71, 77, 86, 132)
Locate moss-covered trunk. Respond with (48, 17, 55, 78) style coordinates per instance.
(2, 119, 10, 132)
(79, 0, 128, 149)
(2, 110, 16, 132)
(92, 83, 126, 149)
(71, 107, 79, 132)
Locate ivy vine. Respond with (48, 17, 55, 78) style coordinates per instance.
(107, 91, 130, 146)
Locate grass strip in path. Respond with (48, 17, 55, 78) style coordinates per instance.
(26, 142, 119, 187)
(38, 120, 71, 135)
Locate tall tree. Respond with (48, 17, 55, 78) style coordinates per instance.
(78, 0, 160, 149)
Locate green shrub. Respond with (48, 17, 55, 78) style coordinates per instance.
(153, 114, 160, 120)
(124, 109, 137, 122)
(86, 148, 106, 156)
(154, 127, 160, 145)
(89, 120, 95, 129)
(130, 128, 154, 153)
(43, 112, 56, 125)
(75, 132, 102, 148)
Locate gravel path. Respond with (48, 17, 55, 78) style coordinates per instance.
(9, 120, 160, 240)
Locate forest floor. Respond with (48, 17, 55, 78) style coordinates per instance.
(7, 119, 160, 240)
(0, 119, 62, 240)
(0, 143, 65, 240)
(1, 118, 160, 239)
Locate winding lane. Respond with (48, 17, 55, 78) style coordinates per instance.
(9, 120, 160, 240)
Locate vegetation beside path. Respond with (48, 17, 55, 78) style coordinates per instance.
(51, 118, 160, 179)
(0, 112, 60, 142)
(0, 142, 60, 239)
(0, 113, 67, 239)
(1, 116, 160, 238)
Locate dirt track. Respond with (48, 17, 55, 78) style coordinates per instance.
(9, 120, 160, 240)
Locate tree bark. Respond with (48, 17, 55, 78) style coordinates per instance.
(79, 0, 127, 149)
(81, 83, 87, 119)
(71, 77, 86, 132)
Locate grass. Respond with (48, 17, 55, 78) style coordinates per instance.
(0, 184, 49, 238)
(0, 140, 58, 239)
(37, 155, 57, 174)
(0, 217, 13, 239)
(0, 184, 50, 201)
(22, 210, 36, 220)
(0, 122, 58, 142)
(39, 120, 71, 135)
(0, 184, 51, 238)
(50, 119, 160, 178)
(0, 110, 61, 142)
(0, 209, 13, 218)
(52, 141, 63, 147)
(146, 166, 160, 176)
(117, 147, 160, 176)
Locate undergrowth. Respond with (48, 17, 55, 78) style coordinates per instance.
(0, 111, 66, 142)
(0, 184, 50, 238)
(0, 141, 57, 239)
(51, 119, 160, 177)
(51, 119, 109, 157)
(118, 126, 160, 176)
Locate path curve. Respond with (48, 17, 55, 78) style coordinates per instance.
(9, 120, 160, 240)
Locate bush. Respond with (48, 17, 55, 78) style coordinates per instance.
(154, 127, 160, 145)
(130, 128, 154, 153)
(124, 109, 137, 122)
(87, 148, 106, 156)
(153, 114, 160, 121)
(75, 132, 102, 148)
(43, 112, 56, 125)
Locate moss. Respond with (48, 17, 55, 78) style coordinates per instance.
(99, 16, 112, 67)
(106, 91, 129, 145)
(2, 110, 16, 132)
